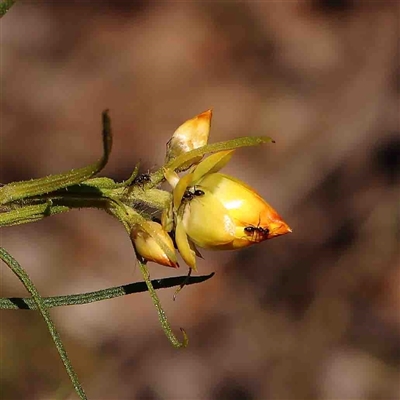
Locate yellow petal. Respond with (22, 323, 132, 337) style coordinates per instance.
(192, 150, 235, 184)
(181, 190, 236, 248)
(175, 219, 197, 270)
(198, 173, 291, 244)
(163, 167, 180, 189)
(173, 172, 193, 211)
(165, 109, 212, 165)
(161, 203, 174, 232)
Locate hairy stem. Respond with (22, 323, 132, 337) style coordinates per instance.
(0, 248, 87, 399)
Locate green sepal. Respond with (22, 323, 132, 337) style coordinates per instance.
(151, 136, 274, 186)
(167, 136, 273, 172)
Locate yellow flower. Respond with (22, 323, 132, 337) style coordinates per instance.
(175, 187, 236, 269)
(165, 110, 212, 168)
(168, 150, 291, 269)
(131, 221, 179, 268)
(197, 173, 292, 249)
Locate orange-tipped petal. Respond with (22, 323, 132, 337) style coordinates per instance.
(131, 221, 179, 268)
(165, 110, 212, 165)
(197, 172, 291, 248)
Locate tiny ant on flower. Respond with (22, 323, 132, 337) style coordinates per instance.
(244, 225, 269, 234)
(243, 220, 270, 242)
(134, 173, 151, 186)
(182, 187, 205, 201)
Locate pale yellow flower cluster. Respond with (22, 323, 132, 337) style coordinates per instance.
(131, 111, 291, 270)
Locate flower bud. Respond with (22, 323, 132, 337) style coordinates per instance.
(165, 110, 212, 167)
(131, 221, 179, 268)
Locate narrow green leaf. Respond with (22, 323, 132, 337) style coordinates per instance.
(168, 136, 274, 172)
(0, 273, 215, 310)
(0, 110, 112, 205)
(112, 163, 140, 188)
(151, 136, 274, 185)
(79, 177, 117, 189)
(0, 247, 87, 400)
(0, 203, 70, 227)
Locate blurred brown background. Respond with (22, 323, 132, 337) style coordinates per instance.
(1, 1, 399, 399)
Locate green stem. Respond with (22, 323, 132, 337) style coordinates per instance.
(0, 0, 16, 17)
(0, 203, 70, 227)
(0, 273, 214, 310)
(0, 248, 87, 400)
(0, 196, 113, 228)
(137, 259, 188, 348)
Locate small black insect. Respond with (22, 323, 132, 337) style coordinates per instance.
(182, 187, 205, 201)
(134, 173, 151, 186)
(244, 225, 269, 234)
(243, 224, 269, 242)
